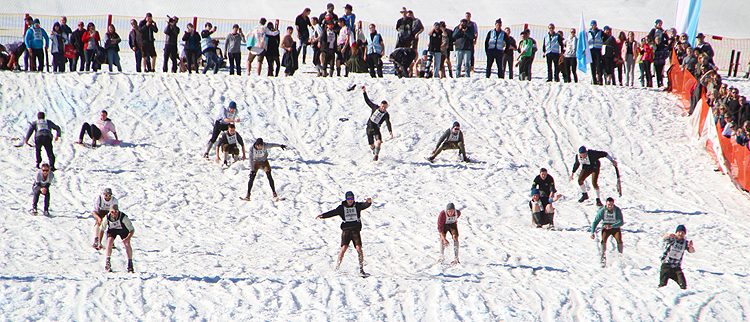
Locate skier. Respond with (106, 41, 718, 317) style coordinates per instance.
(214, 123, 246, 166)
(91, 188, 119, 250)
(242, 138, 287, 200)
(100, 204, 135, 273)
(437, 202, 461, 264)
(590, 197, 623, 266)
(203, 101, 240, 158)
(361, 86, 393, 161)
(529, 189, 555, 229)
(315, 191, 373, 276)
(569, 146, 617, 207)
(31, 163, 54, 216)
(24, 112, 62, 171)
(531, 167, 557, 215)
(658, 225, 695, 289)
(427, 121, 469, 162)
(77, 110, 119, 147)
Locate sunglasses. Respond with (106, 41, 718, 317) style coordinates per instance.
(104, 194, 112, 197)
(42, 169, 49, 172)
(346, 198, 354, 201)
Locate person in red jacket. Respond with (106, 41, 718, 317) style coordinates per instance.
(437, 203, 462, 265)
(638, 37, 654, 87)
(81, 22, 101, 72)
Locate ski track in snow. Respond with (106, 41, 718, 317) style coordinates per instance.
(1, 71, 750, 321)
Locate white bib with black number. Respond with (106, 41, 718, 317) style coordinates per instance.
(253, 147, 266, 159)
(227, 133, 237, 145)
(370, 110, 385, 124)
(603, 211, 616, 224)
(667, 240, 686, 260)
(109, 216, 123, 229)
(579, 154, 591, 166)
(448, 130, 460, 141)
(99, 197, 117, 212)
(445, 213, 457, 225)
(343, 206, 358, 222)
(36, 120, 49, 131)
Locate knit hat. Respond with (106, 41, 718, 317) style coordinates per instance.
(345, 191, 354, 199)
(590, 20, 597, 26)
(578, 146, 587, 153)
(531, 189, 540, 196)
(102, 188, 113, 195)
(327, 3, 334, 9)
(344, 4, 353, 11)
(446, 203, 455, 210)
(655, 19, 663, 25)
(228, 101, 237, 110)
(452, 121, 460, 128)
(33, 18, 40, 25)
(254, 138, 264, 146)
(603, 26, 611, 31)
(676, 225, 686, 233)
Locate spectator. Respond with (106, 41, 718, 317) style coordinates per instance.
(615, 31, 626, 86)
(503, 27, 517, 80)
(389, 40, 416, 78)
(50, 22, 66, 72)
(602, 26, 617, 85)
(200, 22, 220, 74)
(128, 19, 142, 73)
(682, 46, 697, 75)
(247, 18, 268, 76)
(281, 26, 299, 76)
(72, 22, 86, 71)
(736, 120, 750, 146)
(365, 23, 384, 78)
(688, 53, 717, 115)
(517, 29, 534, 81)
(588, 20, 604, 85)
(24, 18, 49, 72)
(182, 23, 201, 74)
(653, 35, 670, 88)
(648, 19, 668, 44)
(295, 8, 312, 64)
(81, 22, 100, 72)
(225, 24, 246, 76)
(309, 17, 323, 75)
(163, 16, 180, 73)
(59, 16, 73, 71)
(542, 23, 562, 82)
(413, 50, 433, 78)
(265, 21, 281, 77)
(409, 10, 424, 51)
(638, 37, 653, 87)
(104, 24, 122, 72)
(563, 28, 578, 83)
(0, 42, 27, 71)
(395, 7, 413, 48)
(336, 18, 352, 77)
(319, 19, 338, 77)
(342, 4, 355, 32)
(23, 16, 33, 71)
(452, 19, 474, 78)
(139, 13, 158, 73)
(440, 22, 454, 78)
(465, 12, 478, 72)
(318, 3, 339, 28)
(345, 39, 368, 74)
(485, 19, 509, 79)
(622, 31, 637, 87)
(693, 33, 714, 64)
(427, 22, 443, 78)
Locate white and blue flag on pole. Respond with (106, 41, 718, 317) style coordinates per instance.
(675, 0, 702, 47)
(576, 13, 592, 73)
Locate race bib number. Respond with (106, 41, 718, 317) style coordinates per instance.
(36, 120, 49, 131)
(603, 211, 616, 224)
(370, 110, 385, 124)
(253, 148, 265, 159)
(109, 219, 123, 230)
(34, 30, 43, 40)
(344, 207, 358, 222)
(579, 154, 591, 165)
(227, 134, 237, 145)
(667, 240, 686, 260)
(448, 131, 460, 141)
(445, 214, 457, 225)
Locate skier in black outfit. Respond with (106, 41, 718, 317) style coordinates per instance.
(24, 112, 62, 171)
(361, 86, 393, 161)
(569, 146, 617, 207)
(531, 167, 557, 211)
(316, 191, 372, 276)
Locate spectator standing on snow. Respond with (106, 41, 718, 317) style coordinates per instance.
(485, 19, 509, 79)
(81, 23, 101, 72)
(653, 35, 670, 88)
(104, 24, 122, 72)
(50, 22, 66, 72)
(24, 18, 49, 72)
(409, 10, 424, 50)
(693, 33, 714, 65)
(453, 19, 474, 78)
(281, 26, 299, 76)
(128, 19, 142, 72)
(503, 27, 516, 79)
(365, 23, 384, 78)
(563, 28, 578, 83)
(59, 16, 73, 70)
(72, 21, 86, 71)
(139, 13, 158, 72)
(427, 22, 443, 78)
(265, 21, 281, 77)
(588, 20, 604, 85)
(638, 37, 654, 87)
(602, 26, 618, 85)
(517, 29, 533, 81)
(182, 23, 201, 74)
(543, 23, 563, 82)
(247, 18, 268, 76)
(395, 7, 413, 48)
(201, 22, 220, 74)
(225, 24, 246, 76)
(295, 8, 312, 64)
(622, 31, 638, 87)
(163, 16, 180, 73)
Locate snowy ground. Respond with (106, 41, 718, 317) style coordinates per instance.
(1, 65, 749, 320)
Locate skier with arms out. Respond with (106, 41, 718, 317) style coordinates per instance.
(361, 86, 393, 161)
(437, 202, 461, 265)
(569, 146, 617, 207)
(242, 138, 287, 200)
(24, 112, 62, 171)
(658, 224, 695, 289)
(316, 191, 372, 277)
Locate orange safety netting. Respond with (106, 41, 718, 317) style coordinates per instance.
(668, 51, 750, 192)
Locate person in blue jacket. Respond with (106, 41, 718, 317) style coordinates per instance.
(25, 18, 49, 72)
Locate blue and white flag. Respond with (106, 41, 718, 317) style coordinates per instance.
(675, 0, 702, 47)
(577, 13, 592, 73)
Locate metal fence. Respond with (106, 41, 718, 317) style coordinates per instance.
(3, 13, 748, 74)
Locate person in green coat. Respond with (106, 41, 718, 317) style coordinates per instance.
(590, 197, 624, 265)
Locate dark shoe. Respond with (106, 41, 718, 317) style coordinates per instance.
(578, 193, 589, 203)
(596, 198, 603, 207)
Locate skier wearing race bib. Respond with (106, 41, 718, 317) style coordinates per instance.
(91, 188, 118, 250)
(243, 138, 287, 200)
(590, 197, 624, 265)
(529, 189, 554, 229)
(30, 163, 54, 216)
(214, 123, 246, 165)
(100, 204, 135, 273)
(569, 146, 617, 207)
(204, 101, 240, 158)
(361, 86, 393, 161)
(24, 112, 62, 171)
(437, 202, 462, 264)
(658, 225, 695, 289)
(427, 121, 468, 162)
(316, 191, 372, 276)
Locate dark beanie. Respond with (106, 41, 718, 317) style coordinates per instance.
(676, 225, 686, 233)
(453, 121, 460, 128)
(228, 101, 237, 109)
(345, 191, 354, 199)
(579, 146, 587, 153)
(446, 203, 455, 210)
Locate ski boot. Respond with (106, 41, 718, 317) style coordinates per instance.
(595, 198, 603, 207)
(202, 152, 209, 159)
(462, 155, 470, 163)
(373, 155, 379, 161)
(578, 193, 589, 203)
(359, 268, 369, 278)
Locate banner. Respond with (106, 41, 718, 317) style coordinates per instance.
(674, 0, 702, 47)
(576, 13, 592, 73)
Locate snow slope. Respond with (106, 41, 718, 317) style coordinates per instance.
(10, 0, 750, 38)
(1, 71, 749, 321)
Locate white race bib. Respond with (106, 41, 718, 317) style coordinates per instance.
(253, 148, 265, 158)
(448, 131, 460, 141)
(109, 218, 123, 230)
(445, 213, 457, 225)
(579, 154, 591, 165)
(370, 110, 386, 124)
(344, 206, 358, 222)
(603, 211, 616, 224)
(36, 120, 49, 131)
(227, 134, 237, 145)
(667, 240, 686, 260)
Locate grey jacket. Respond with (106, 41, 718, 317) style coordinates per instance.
(225, 32, 246, 54)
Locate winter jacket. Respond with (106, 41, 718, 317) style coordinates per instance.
(24, 27, 49, 49)
(104, 32, 121, 51)
(225, 32, 246, 54)
(452, 26, 474, 51)
(653, 42, 670, 65)
(620, 40, 639, 61)
(50, 31, 65, 54)
(164, 24, 180, 47)
(182, 31, 201, 51)
(139, 19, 158, 44)
(72, 29, 86, 52)
(638, 44, 653, 62)
(81, 31, 100, 51)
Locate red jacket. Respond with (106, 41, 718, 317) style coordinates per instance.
(437, 210, 462, 233)
(81, 31, 100, 50)
(639, 43, 653, 62)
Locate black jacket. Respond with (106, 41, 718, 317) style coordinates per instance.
(164, 24, 180, 47)
(139, 19, 158, 44)
(320, 201, 372, 231)
(572, 150, 611, 173)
